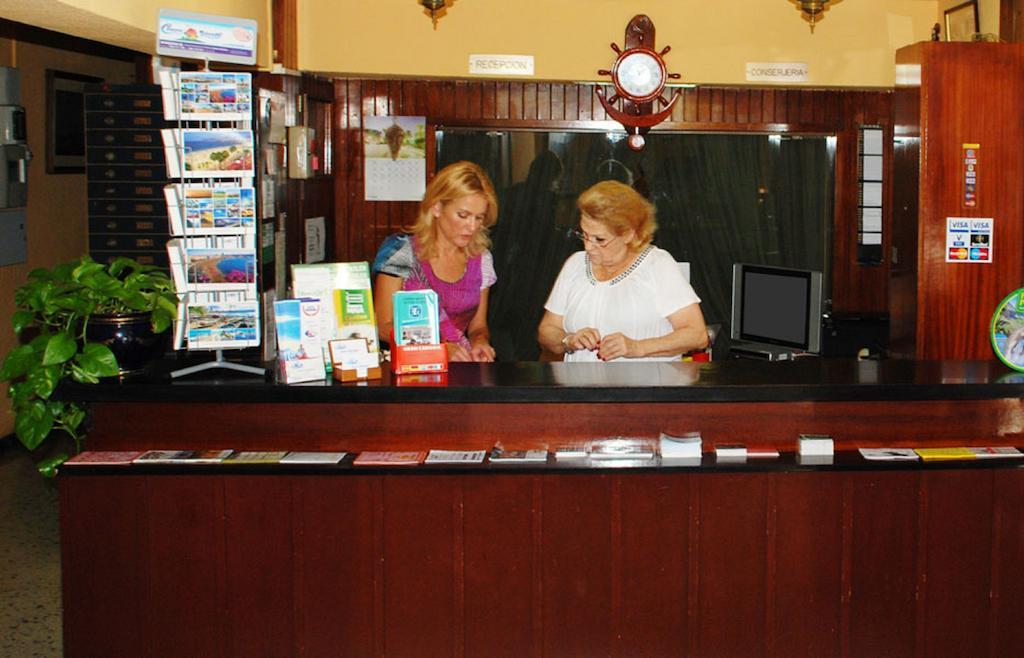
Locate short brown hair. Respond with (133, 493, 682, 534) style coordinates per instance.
(576, 180, 656, 250)
(410, 161, 498, 259)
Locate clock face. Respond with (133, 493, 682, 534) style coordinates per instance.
(613, 49, 666, 102)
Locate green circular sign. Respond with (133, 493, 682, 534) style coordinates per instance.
(990, 287, 1024, 372)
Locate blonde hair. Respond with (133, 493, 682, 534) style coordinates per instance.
(410, 161, 498, 259)
(576, 180, 656, 250)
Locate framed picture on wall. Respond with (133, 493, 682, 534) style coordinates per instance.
(944, 0, 979, 42)
(45, 70, 102, 174)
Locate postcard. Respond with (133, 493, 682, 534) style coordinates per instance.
(165, 183, 256, 235)
(186, 248, 256, 290)
(162, 129, 255, 178)
(186, 301, 260, 350)
(179, 71, 252, 120)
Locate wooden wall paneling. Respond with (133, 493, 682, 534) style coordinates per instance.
(847, 471, 919, 658)
(549, 84, 565, 121)
(794, 89, 811, 124)
(223, 477, 294, 657)
(696, 473, 769, 657)
(541, 473, 613, 656)
(332, 79, 351, 263)
(292, 476, 376, 657)
(381, 475, 459, 656)
(762, 89, 777, 124)
(563, 83, 579, 122)
(991, 469, 1024, 654)
(829, 91, 860, 313)
(496, 81, 511, 120)
(469, 81, 485, 120)
(709, 87, 724, 123)
(913, 43, 1024, 359)
(536, 83, 550, 122)
(694, 87, 711, 124)
(1001, 0, 1024, 42)
(617, 473, 690, 658)
(771, 472, 843, 657)
(145, 477, 228, 657)
(60, 476, 149, 658)
(508, 81, 524, 121)
(453, 81, 470, 120)
(920, 470, 995, 657)
(438, 79, 457, 119)
(271, 0, 297, 69)
(774, 90, 788, 126)
(734, 87, 750, 125)
(462, 475, 538, 658)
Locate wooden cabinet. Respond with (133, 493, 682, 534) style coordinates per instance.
(84, 84, 171, 269)
(57, 360, 1024, 657)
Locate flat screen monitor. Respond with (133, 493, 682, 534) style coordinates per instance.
(730, 263, 823, 354)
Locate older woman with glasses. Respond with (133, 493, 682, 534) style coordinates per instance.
(537, 180, 709, 362)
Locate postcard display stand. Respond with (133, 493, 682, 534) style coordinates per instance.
(160, 71, 264, 378)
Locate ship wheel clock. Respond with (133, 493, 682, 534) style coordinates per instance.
(596, 15, 682, 151)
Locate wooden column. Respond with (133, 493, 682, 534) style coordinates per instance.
(895, 42, 1024, 360)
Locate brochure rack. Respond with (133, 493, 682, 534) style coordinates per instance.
(159, 67, 264, 378)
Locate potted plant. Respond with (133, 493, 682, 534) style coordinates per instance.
(0, 255, 178, 475)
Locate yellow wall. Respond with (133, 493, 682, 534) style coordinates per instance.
(0, 40, 136, 437)
(300, 0, 939, 87)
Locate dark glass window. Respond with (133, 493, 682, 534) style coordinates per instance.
(437, 130, 835, 361)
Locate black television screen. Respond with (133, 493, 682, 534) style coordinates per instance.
(730, 264, 823, 353)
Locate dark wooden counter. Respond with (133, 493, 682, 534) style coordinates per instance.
(66, 358, 1024, 452)
(59, 359, 1024, 658)
(65, 357, 1024, 403)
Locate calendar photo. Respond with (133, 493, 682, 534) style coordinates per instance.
(363, 115, 426, 201)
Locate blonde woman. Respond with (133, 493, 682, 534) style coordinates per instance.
(538, 180, 708, 362)
(373, 161, 499, 362)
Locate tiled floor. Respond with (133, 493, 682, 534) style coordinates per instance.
(0, 440, 62, 658)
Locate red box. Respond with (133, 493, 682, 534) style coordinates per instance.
(390, 343, 448, 374)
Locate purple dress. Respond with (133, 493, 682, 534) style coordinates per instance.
(372, 234, 497, 348)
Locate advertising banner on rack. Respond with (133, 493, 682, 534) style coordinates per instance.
(157, 9, 258, 65)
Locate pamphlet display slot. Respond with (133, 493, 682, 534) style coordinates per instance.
(390, 340, 448, 375)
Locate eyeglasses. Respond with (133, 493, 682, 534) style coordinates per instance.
(570, 227, 618, 248)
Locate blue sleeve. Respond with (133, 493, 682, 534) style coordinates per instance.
(372, 233, 415, 278)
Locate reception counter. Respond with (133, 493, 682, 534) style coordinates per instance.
(59, 359, 1024, 657)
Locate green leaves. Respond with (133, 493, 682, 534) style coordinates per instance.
(14, 399, 55, 451)
(42, 332, 76, 366)
(72, 343, 119, 382)
(2, 254, 178, 476)
(0, 344, 35, 380)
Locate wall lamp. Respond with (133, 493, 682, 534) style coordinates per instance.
(421, 0, 455, 29)
(795, 0, 832, 33)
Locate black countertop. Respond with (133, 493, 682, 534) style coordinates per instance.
(60, 357, 1024, 404)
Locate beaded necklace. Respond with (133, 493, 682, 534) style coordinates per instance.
(585, 245, 653, 286)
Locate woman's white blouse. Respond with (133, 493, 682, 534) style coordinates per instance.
(544, 246, 701, 362)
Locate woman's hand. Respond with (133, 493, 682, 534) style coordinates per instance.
(446, 342, 473, 362)
(566, 327, 602, 353)
(597, 332, 640, 361)
(469, 341, 496, 362)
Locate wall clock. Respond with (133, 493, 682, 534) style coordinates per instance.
(596, 15, 682, 151)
